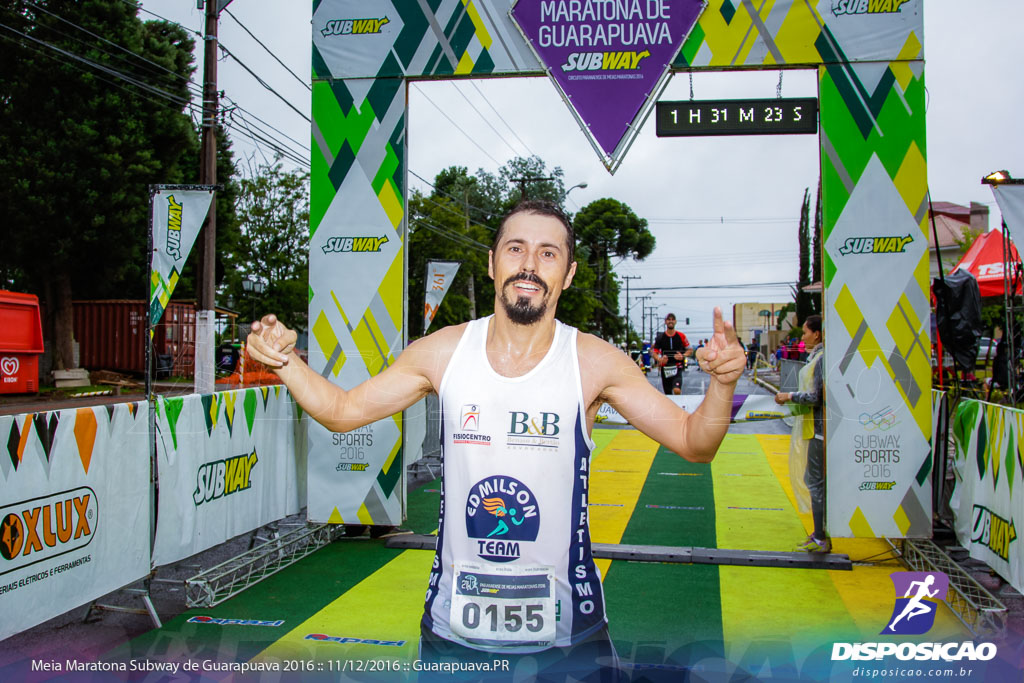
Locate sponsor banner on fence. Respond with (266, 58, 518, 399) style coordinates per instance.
(0, 402, 149, 640)
(152, 387, 306, 567)
(149, 189, 214, 325)
(596, 394, 792, 426)
(950, 400, 1024, 594)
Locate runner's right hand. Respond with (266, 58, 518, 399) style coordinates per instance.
(247, 314, 296, 368)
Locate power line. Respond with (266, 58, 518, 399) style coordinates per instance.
(25, 0, 197, 93)
(449, 82, 521, 159)
(118, 0, 201, 38)
(413, 84, 502, 167)
(0, 21, 191, 106)
(223, 8, 310, 93)
(217, 41, 310, 123)
(470, 81, 538, 159)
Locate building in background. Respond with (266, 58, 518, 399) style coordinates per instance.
(732, 302, 796, 352)
(928, 201, 989, 279)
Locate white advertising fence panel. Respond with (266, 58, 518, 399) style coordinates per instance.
(0, 402, 150, 640)
(950, 399, 1024, 594)
(152, 386, 306, 567)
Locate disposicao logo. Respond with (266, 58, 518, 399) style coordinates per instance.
(838, 234, 913, 256)
(0, 487, 98, 575)
(882, 571, 948, 635)
(321, 17, 390, 36)
(465, 476, 540, 563)
(831, 571, 998, 663)
(322, 235, 389, 254)
(832, 0, 911, 15)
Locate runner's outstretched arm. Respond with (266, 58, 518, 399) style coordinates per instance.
(246, 314, 449, 432)
(586, 307, 745, 461)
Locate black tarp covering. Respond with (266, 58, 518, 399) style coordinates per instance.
(933, 270, 983, 371)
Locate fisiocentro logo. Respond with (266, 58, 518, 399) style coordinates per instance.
(971, 505, 1017, 563)
(0, 487, 98, 575)
(561, 50, 651, 72)
(320, 17, 389, 37)
(322, 235, 389, 254)
(838, 234, 913, 255)
(194, 450, 259, 506)
(832, 0, 911, 16)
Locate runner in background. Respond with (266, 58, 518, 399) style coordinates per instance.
(652, 313, 691, 394)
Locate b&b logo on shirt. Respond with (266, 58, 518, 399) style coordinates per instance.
(465, 476, 540, 562)
(506, 411, 560, 449)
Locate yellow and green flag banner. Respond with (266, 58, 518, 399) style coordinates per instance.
(149, 188, 214, 325)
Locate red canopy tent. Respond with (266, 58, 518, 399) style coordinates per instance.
(951, 230, 1022, 297)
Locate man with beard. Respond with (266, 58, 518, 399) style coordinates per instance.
(247, 199, 745, 681)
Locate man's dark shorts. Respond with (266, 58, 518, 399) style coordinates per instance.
(660, 365, 683, 394)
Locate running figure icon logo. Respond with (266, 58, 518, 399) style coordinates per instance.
(465, 476, 540, 562)
(881, 571, 950, 635)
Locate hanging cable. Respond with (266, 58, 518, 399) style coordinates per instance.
(223, 8, 310, 92)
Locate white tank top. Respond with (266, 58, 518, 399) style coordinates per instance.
(422, 316, 605, 651)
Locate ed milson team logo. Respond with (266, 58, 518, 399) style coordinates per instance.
(465, 476, 540, 563)
(881, 571, 949, 635)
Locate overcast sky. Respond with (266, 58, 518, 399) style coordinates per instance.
(141, 1, 1024, 339)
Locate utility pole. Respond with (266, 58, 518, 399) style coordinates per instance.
(636, 295, 651, 343)
(195, 0, 234, 393)
(510, 176, 554, 200)
(464, 189, 476, 318)
(622, 276, 640, 341)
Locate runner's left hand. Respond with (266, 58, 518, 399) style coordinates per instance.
(695, 307, 744, 385)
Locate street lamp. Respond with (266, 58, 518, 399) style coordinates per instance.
(562, 181, 588, 199)
(241, 276, 265, 322)
(981, 170, 1024, 185)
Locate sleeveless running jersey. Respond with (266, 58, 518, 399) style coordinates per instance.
(422, 316, 605, 652)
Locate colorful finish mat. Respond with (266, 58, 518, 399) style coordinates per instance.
(94, 430, 991, 680)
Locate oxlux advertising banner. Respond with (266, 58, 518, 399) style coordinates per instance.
(950, 400, 1024, 595)
(510, 0, 704, 171)
(152, 387, 306, 567)
(149, 188, 214, 325)
(424, 260, 460, 334)
(0, 402, 150, 640)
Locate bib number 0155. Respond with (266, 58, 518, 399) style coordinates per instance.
(450, 564, 555, 645)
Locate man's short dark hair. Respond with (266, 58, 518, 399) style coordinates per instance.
(493, 199, 575, 263)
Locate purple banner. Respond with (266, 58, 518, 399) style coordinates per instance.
(511, 0, 704, 165)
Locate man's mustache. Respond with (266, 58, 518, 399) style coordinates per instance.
(503, 272, 548, 294)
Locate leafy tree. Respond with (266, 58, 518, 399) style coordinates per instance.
(223, 160, 309, 332)
(573, 198, 655, 339)
(0, 0, 205, 369)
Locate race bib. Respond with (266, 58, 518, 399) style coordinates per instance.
(663, 365, 678, 378)
(450, 563, 556, 646)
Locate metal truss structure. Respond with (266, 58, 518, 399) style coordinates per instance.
(185, 523, 344, 608)
(899, 538, 1007, 637)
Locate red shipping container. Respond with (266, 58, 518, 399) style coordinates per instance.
(0, 290, 45, 393)
(73, 300, 197, 377)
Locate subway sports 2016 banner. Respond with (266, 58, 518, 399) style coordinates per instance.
(311, 0, 928, 537)
(152, 387, 306, 566)
(950, 400, 1024, 594)
(0, 402, 150, 640)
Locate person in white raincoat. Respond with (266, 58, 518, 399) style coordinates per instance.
(775, 315, 828, 553)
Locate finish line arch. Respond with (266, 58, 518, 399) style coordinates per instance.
(305, 0, 931, 541)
